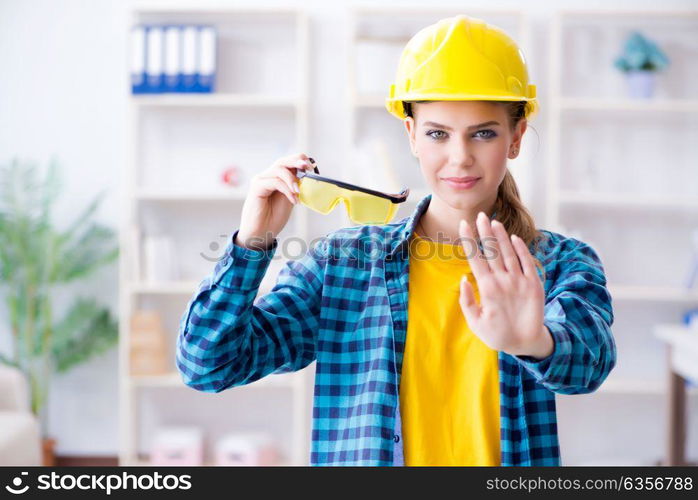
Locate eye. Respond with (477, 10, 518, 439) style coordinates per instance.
(474, 129, 497, 139)
(426, 129, 448, 140)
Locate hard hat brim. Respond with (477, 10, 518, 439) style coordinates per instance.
(386, 95, 539, 120)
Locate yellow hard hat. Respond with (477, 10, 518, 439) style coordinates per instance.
(385, 15, 538, 120)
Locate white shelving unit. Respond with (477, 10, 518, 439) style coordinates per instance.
(548, 9, 698, 464)
(546, 10, 698, 299)
(546, 9, 698, 232)
(345, 7, 535, 228)
(118, 5, 311, 466)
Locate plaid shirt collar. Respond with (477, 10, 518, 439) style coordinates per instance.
(389, 193, 498, 257)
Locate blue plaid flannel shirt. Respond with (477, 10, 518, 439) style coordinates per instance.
(176, 194, 616, 466)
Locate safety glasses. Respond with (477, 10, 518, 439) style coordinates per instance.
(296, 166, 410, 225)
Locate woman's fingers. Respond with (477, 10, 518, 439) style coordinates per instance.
(459, 274, 481, 323)
(273, 177, 297, 205)
(257, 176, 296, 205)
(274, 153, 313, 173)
(476, 212, 505, 273)
(258, 154, 314, 203)
(490, 219, 522, 276)
(287, 157, 314, 173)
(459, 219, 490, 278)
(511, 234, 537, 279)
(276, 164, 303, 197)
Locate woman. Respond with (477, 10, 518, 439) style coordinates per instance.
(176, 15, 616, 466)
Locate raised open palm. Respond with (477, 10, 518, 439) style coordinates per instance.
(458, 212, 553, 360)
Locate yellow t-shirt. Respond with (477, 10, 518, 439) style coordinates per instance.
(400, 232, 501, 466)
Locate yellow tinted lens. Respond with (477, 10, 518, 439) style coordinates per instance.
(298, 177, 342, 214)
(343, 189, 396, 224)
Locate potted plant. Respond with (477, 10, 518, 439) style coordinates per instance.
(613, 31, 670, 98)
(0, 158, 119, 465)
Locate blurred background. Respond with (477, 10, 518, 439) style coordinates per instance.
(1, 0, 697, 467)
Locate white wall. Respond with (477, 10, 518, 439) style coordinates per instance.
(1, 0, 696, 457)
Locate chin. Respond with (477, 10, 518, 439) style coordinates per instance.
(433, 189, 480, 210)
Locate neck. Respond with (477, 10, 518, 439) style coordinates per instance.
(416, 194, 497, 245)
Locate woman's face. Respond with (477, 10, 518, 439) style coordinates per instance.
(404, 100, 526, 211)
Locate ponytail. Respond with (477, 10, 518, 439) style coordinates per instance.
(493, 168, 545, 280)
(494, 100, 545, 280)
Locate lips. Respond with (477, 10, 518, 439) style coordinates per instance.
(443, 176, 480, 183)
(441, 176, 481, 189)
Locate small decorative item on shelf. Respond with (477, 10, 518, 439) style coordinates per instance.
(221, 165, 243, 188)
(613, 31, 670, 99)
(214, 432, 280, 466)
(129, 311, 168, 376)
(143, 235, 178, 282)
(151, 426, 204, 466)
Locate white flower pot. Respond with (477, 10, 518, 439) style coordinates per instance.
(625, 70, 656, 98)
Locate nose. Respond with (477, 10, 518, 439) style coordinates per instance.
(448, 135, 475, 167)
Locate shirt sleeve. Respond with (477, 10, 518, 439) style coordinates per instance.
(175, 229, 326, 393)
(514, 236, 617, 395)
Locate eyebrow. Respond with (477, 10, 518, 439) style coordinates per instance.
(422, 120, 501, 131)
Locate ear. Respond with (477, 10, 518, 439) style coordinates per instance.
(508, 118, 528, 159)
(404, 117, 418, 158)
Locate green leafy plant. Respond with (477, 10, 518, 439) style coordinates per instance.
(614, 31, 670, 73)
(0, 157, 119, 435)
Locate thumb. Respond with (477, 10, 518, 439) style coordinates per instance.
(459, 275, 480, 323)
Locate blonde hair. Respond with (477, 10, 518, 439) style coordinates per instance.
(403, 100, 546, 280)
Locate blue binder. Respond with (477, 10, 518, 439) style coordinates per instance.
(163, 25, 181, 93)
(130, 25, 147, 94)
(196, 25, 216, 93)
(180, 25, 198, 93)
(145, 25, 165, 93)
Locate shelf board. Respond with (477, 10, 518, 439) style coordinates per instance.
(558, 191, 698, 211)
(354, 35, 410, 44)
(353, 94, 386, 108)
(131, 281, 201, 295)
(130, 371, 297, 390)
(130, 373, 186, 387)
(608, 284, 698, 303)
(131, 93, 300, 108)
(353, 6, 522, 16)
(559, 8, 698, 18)
(135, 190, 248, 202)
(654, 324, 698, 382)
(130, 281, 273, 297)
(571, 377, 698, 396)
(596, 378, 663, 395)
(560, 97, 698, 113)
(134, 6, 301, 16)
